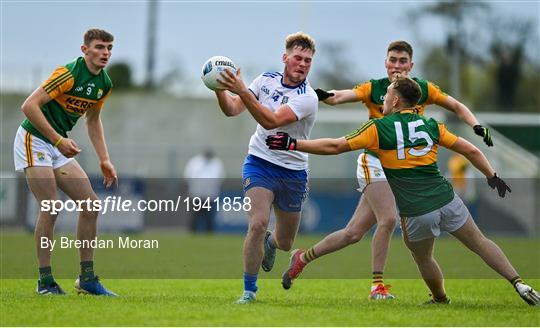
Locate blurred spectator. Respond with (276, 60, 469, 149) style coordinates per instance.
(183, 149, 225, 233)
(447, 153, 477, 218)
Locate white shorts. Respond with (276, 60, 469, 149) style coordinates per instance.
(356, 152, 387, 192)
(400, 193, 470, 242)
(13, 126, 73, 172)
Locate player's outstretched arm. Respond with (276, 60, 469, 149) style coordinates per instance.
(297, 137, 351, 155)
(317, 89, 358, 106)
(21, 87, 81, 157)
(86, 107, 117, 188)
(440, 96, 493, 147)
(266, 132, 350, 155)
(447, 137, 510, 197)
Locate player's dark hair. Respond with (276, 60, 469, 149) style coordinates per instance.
(285, 31, 316, 54)
(393, 77, 422, 107)
(387, 40, 413, 59)
(84, 28, 114, 45)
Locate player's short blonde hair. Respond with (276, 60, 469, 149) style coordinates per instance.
(285, 31, 316, 54)
(393, 76, 422, 107)
(84, 28, 114, 46)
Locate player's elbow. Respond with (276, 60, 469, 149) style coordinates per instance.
(467, 146, 482, 158)
(218, 98, 243, 117)
(261, 122, 278, 130)
(263, 112, 296, 130)
(260, 118, 280, 130)
(85, 117, 97, 128)
(20, 101, 40, 119)
(220, 105, 243, 117)
(328, 148, 342, 155)
(20, 100, 32, 115)
(458, 143, 480, 158)
(323, 142, 347, 155)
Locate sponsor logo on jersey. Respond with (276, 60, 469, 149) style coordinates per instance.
(271, 90, 283, 102)
(60, 95, 97, 114)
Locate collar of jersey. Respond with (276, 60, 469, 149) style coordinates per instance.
(80, 57, 101, 77)
(397, 108, 417, 114)
(280, 76, 306, 89)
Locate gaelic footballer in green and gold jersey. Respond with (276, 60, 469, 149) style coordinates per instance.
(352, 77, 447, 119)
(316, 40, 492, 146)
(345, 111, 457, 216)
(266, 78, 540, 307)
(15, 28, 118, 297)
(21, 56, 112, 143)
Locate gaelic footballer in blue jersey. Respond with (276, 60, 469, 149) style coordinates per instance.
(213, 31, 318, 304)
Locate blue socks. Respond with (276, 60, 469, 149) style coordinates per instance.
(243, 272, 258, 293)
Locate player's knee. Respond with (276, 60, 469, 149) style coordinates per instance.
(247, 219, 267, 236)
(377, 216, 397, 232)
(274, 237, 294, 251)
(82, 208, 98, 220)
(39, 210, 58, 222)
(80, 194, 100, 220)
(343, 227, 364, 244)
(469, 235, 491, 253)
(280, 243, 293, 252)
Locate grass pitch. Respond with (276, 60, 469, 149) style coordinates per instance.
(1, 279, 539, 326)
(1, 232, 539, 326)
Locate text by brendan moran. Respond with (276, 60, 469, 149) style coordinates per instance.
(40, 237, 159, 251)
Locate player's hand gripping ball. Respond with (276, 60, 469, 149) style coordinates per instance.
(201, 56, 237, 91)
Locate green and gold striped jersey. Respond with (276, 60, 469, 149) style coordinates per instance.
(345, 110, 459, 216)
(21, 57, 112, 143)
(352, 77, 448, 119)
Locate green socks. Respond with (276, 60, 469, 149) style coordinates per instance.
(80, 261, 95, 281)
(38, 266, 55, 286)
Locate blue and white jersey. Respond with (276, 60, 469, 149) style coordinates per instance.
(247, 72, 318, 170)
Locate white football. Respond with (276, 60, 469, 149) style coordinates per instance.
(201, 56, 237, 91)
